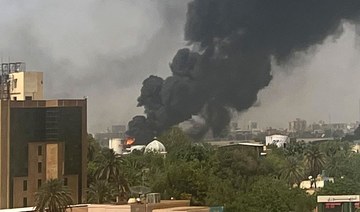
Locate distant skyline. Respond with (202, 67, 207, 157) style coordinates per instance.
(0, 1, 360, 133)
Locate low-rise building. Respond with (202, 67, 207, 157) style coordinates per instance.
(208, 140, 266, 156)
(265, 134, 289, 147)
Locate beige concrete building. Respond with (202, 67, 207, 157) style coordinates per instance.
(0, 99, 87, 209)
(9, 71, 43, 101)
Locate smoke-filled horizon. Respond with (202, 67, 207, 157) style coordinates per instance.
(1, 1, 360, 140)
(127, 0, 360, 144)
(0, 0, 189, 133)
(239, 23, 360, 130)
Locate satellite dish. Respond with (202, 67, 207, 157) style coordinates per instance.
(129, 186, 151, 196)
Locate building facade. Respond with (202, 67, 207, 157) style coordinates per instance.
(0, 99, 87, 208)
(289, 118, 307, 132)
(95, 124, 126, 147)
(265, 134, 290, 147)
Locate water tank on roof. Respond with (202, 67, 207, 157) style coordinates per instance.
(146, 193, 161, 203)
(109, 138, 122, 154)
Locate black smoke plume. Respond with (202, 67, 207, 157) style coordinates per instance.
(127, 0, 360, 144)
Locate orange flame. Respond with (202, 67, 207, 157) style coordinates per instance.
(125, 137, 135, 145)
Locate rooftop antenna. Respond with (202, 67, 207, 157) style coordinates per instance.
(0, 60, 26, 100)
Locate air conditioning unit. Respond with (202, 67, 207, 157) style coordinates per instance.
(146, 193, 161, 204)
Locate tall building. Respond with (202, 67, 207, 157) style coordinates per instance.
(289, 118, 307, 132)
(0, 99, 87, 208)
(0, 63, 87, 209)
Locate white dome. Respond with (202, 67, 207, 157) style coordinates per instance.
(145, 138, 166, 153)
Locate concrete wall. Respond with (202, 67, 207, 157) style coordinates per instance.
(24, 72, 43, 100)
(65, 201, 191, 212)
(0, 101, 10, 208)
(12, 142, 71, 208)
(10, 72, 43, 101)
(153, 207, 209, 212)
(67, 205, 131, 212)
(12, 177, 27, 207)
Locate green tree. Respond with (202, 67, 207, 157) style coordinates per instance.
(87, 134, 102, 187)
(280, 156, 305, 187)
(87, 180, 116, 203)
(245, 177, 316, 212)
(87, 134, 101, 162)
(304, 145, 325, 177)
(206, 176, 316, 212)
(318, 177, 360, 195)
(261, 147, 287, 178)
(95, 149, 123, 180)
(34, 179, 73, 212)
(213, 148, 264, 192)
(284, 140, 306, 157)
(94, 148, 129, 203)
(121, 151, 166, 187)
(159, 127, 193, 155)
(162, 160, 208, 205)
(344, 154, 360, 179)
(325, 153, 348, 178)
(121, 157, 143, 186)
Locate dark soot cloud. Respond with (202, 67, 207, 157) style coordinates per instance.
(127, 0, 360, 144)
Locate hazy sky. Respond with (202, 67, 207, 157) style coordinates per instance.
(0, 0, 188, 133)
(239, 23, 360, 129)
(0, 1, 360, 132)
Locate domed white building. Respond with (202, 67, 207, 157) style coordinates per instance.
(145, 138, 167, 155)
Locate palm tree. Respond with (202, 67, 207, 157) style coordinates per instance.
(304, 145, 325, 178)
(325, 155, 345, 177)
(95, 148, 123, 180)
(280, 156, 305, 187)
(121, 158, 143, 186)
(88, 134, 100, 161)
(34, 179, 73, 212)
(94, 148, 129, 203)
(87, 180, 116, 203)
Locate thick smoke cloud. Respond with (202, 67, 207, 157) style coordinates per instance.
(127, 0, 360, 144)
(0, 1, 188, 132)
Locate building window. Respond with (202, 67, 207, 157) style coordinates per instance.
(23, 180, 27, 191)
(37, 179, 42, 188)
(13, 97, 17, 101)
(25, 96, 32, 100)
(38, 162, 42, 173)
(38, 145, 42, 156)
(13, 79, 17, 88)
(63, 177, 68, 186)
(23, 197, 27, 207)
